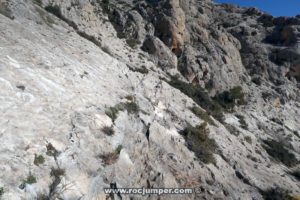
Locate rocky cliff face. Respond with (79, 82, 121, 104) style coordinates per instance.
(0, 0, 300, 200)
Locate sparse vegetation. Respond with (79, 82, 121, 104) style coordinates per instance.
(225, 124, 240, 136)
(123, 102, 139, 114)
(46, 143, 59, 158)
(50, 168, 65, 178)
(261, 188, 293, 200)
(24, 174, 37, 185)
(0, 187, 4, 197)
(44, 5, 62, 18)
(128, 65, 149, 74)
(126, 38, 141, 49)
(168, 76, 224, 122)
(181, 122, 217, 164)
(115, 145, 123, 154)
(244, 136, 252, 144)
(263, 139, 298, 167)
(77, 31, 102, 47)
(215, 86, 245, 110)
(36, 194, 49, 200)
(99, 145, 123, 166)
(34, 154, 45, 166)
(105, 105, 123, 122)
(99, 0, 110, 14)
(190, 106, 216, 126)
(101, 126, 114, 136)
(105, 101, 139, 121)
(125, 95, 135, 101)
(48, 167, 66, 199)
(236, 114, 248, 130)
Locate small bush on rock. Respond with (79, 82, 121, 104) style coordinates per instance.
(181, 122, 217, 164)
(190, 106, 216, 126)
(128, 65, 149, 74)
(126, 38, 141, 49)
(168, 76, 224, 122)
(101, 126, 114, 136)
(46, 143, 59, 158)
(123, 102, 139, 114)
(263, 139, 298, 167)
(244, 136, 252, 144)
(215, 86, 245, 110)
(236, 114, 248, 130)
(50, 168, 65, 178)
(34, 154, 45, 166)
(261, 188, 293, 200)
(105, 105, 123, 122)
(0, 187, 4, 197)
(24, 174, 37, 185)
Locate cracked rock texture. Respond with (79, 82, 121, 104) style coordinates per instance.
(0, 0, 300, 200)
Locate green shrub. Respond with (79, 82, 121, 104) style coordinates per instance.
(225, 124, 240, 136)
(0, 187, 4, 197)
(123, 102, 139, 114)
(36, 194, 49, 200)
(190, 106, 216, 126)
(44, 5, 62, 18)
(77, 31, 102, 47)
(236, 114, 248, 130)
(105, 102, 139, 121)
(50, 168, 65, 178)
(105, 105, 123, 122)
(126, 38, 141, 49)
(115, 145, 123, 154)
(47, 168, 65, 199)
(34, 154, 45, 166)
(168, 76, 224, 122)
(99, 0, 110, 13)
(215, 86, 245, 110)
(24, 174, 37, 184)
(263, 139, 298, 167)
(46, 143, 59, 158)
(244, 136, 252, 144)
(128, 65, 149, 74)
(261, 188, 293, 200)
(181, 122, 217, 164)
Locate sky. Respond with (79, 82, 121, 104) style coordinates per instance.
(215, 0, 300, 17)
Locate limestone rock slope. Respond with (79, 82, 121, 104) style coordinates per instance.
(0, 0, 300, 200)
